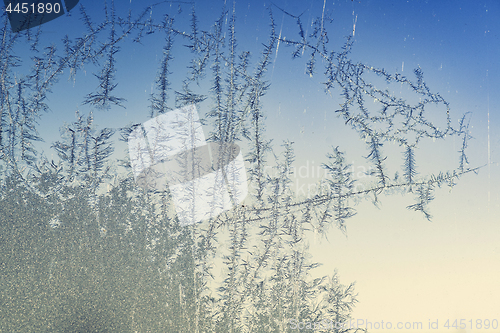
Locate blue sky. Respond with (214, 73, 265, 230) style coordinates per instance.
(7, 0, 500, 332)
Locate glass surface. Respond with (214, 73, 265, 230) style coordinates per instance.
(1, 1, 498, 332)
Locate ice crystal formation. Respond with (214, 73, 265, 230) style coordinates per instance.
(0, 1, 478, 332)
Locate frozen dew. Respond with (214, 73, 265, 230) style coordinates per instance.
(48, 216, 62, 229)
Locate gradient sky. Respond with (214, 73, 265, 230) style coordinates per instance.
(11, 1, 500, 332)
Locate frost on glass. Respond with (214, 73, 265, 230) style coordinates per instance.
(0, 1, 480, 332)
